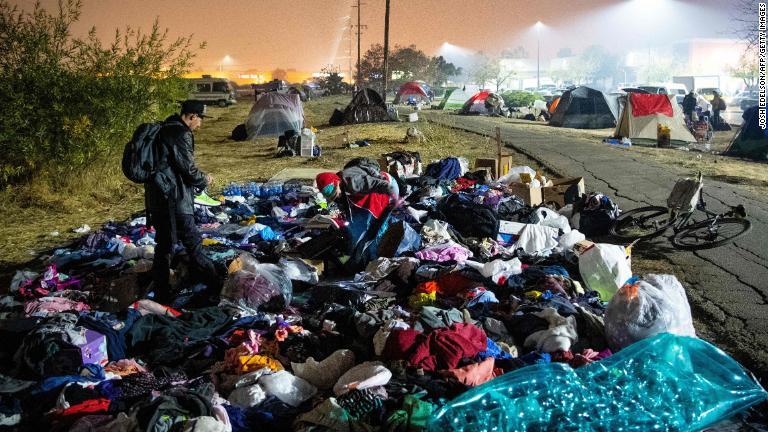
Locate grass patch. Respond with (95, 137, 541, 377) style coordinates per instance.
(0, 95, 530, 275)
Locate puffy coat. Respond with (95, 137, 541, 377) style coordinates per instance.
(145, 114, 208, 216)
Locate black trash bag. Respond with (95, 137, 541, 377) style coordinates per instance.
(231, 123, 248, 141)
(437, 193, 500, 239)
(578, 193, 621, 237)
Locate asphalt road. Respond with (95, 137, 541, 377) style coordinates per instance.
(424, 111, 768, 381)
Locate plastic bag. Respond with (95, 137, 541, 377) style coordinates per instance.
(222, 255, 292, 312)
(333, 361, 393, 396)
(557, 229, 585, 252)
(497, 166, 536, 185)
(605, 274, 696, 350)
(257, 370, 317, 407)
(428, 333, 768, 432)
(278, 257, 320, 285)
(578, 243, 631, 301)
(667, 177, 702, 213)
(534, 207, 571, 233)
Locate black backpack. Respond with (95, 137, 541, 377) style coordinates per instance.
(121, 122, 163, 183)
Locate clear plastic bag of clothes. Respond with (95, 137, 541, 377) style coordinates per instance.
(427, 333, 768, 432)
(604, 274, 696, 350)
(222, 254, 292, 312)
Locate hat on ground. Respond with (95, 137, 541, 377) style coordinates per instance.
(181, 100, 209, 118)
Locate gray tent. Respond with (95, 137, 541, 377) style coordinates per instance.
(549, 86, 618, 129)
(245, 93, 304, 138)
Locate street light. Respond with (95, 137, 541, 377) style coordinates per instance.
(535, 21, 543, 90)
(219, 55, 232, 73)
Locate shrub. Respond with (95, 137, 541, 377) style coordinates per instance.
(501, 91, 540, 108)
(0, 0, 202, 186)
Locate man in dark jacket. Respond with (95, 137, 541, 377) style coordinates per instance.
(682, 90, 697, 122)
(146, 100, 220, 304)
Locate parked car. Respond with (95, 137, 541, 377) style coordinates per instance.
(636, 85, 670, 94)
(187, 76, 237, 107)
(733, 91, 759, 111)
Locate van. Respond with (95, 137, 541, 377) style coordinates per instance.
(187, 75, 237, 107)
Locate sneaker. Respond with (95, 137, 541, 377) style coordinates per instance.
(194, 191, 221, 207)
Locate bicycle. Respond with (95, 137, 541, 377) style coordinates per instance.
(609, 173, 751, 250)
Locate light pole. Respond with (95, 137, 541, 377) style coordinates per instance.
(220, 55, 232, 75)
(535, 21, 542, 90)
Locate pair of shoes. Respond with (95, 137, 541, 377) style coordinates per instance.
(194, 191, 221, 206)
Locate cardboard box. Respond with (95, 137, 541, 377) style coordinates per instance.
(474, 156, 513, 179)
(542, 177, 585, 207)
(506, 182, 543, 206)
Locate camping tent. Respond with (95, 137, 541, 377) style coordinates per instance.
(614, 93, 694, 143)
(724, 106, 768, 160)
(245, 93, 304, 138)
(549, 86, 618, 129)
(459, 90, 506, 115)
(393, 81, 430, 104)
(439, 88, 468, 110)
(329, 88, 392, 126)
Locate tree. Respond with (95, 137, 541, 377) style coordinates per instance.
(389, 44, 432, 88)
(730, 49, 758, 89)
(0, 0, 200, 185)
(557, 47, 573, 58)
(472, 55, 515, 92)
(315, 66, 346, 95)
(357, 44, 461, 91)
(428, 55, 462, 86)
(501, 46, 529, 59)
(571, 45, 619, 86)
(358, 43, 384, 91)
(732, 0, 758, 50)
(272, 68, 287, 80)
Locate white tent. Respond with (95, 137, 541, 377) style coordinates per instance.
(245, 93, 304, 138)
(615, 94, 694, 143)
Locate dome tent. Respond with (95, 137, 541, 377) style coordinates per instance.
(549, 86, 618, 129)
(245, 93, 305, 138)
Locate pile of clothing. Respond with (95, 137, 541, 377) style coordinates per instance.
(1, 156, 765, 431)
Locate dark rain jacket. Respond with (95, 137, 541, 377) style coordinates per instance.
(682, 93, 697, 114)
(145, 114, 208, 218)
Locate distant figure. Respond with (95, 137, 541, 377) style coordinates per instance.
(711, 91, 727, 130)
(682, 90, 697, 122)
(146, 100, 221, 305)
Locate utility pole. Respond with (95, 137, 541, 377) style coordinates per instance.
(348, 20, 353, 85)
(382, 0, 391, 98)
(352, 0, 367, 89)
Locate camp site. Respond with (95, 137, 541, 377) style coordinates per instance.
(0, 0, 766, 430)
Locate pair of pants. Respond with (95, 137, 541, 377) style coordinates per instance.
(151, 210, 220, 302)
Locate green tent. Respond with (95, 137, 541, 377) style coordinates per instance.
(725, 106, 768, 161)
(439, 87, 470, 110)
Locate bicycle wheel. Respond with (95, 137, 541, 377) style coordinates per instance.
(610, 206, 675, 240)
(672, 217, 751, 250)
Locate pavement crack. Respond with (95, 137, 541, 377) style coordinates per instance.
(692, 250, 768, 304)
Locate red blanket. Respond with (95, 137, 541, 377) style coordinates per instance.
(630, 93, 673, 117)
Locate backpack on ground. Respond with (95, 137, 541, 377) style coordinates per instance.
(122, 122, 163, 183)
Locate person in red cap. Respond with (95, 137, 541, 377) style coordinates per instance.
(316, 157, 400, 269)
